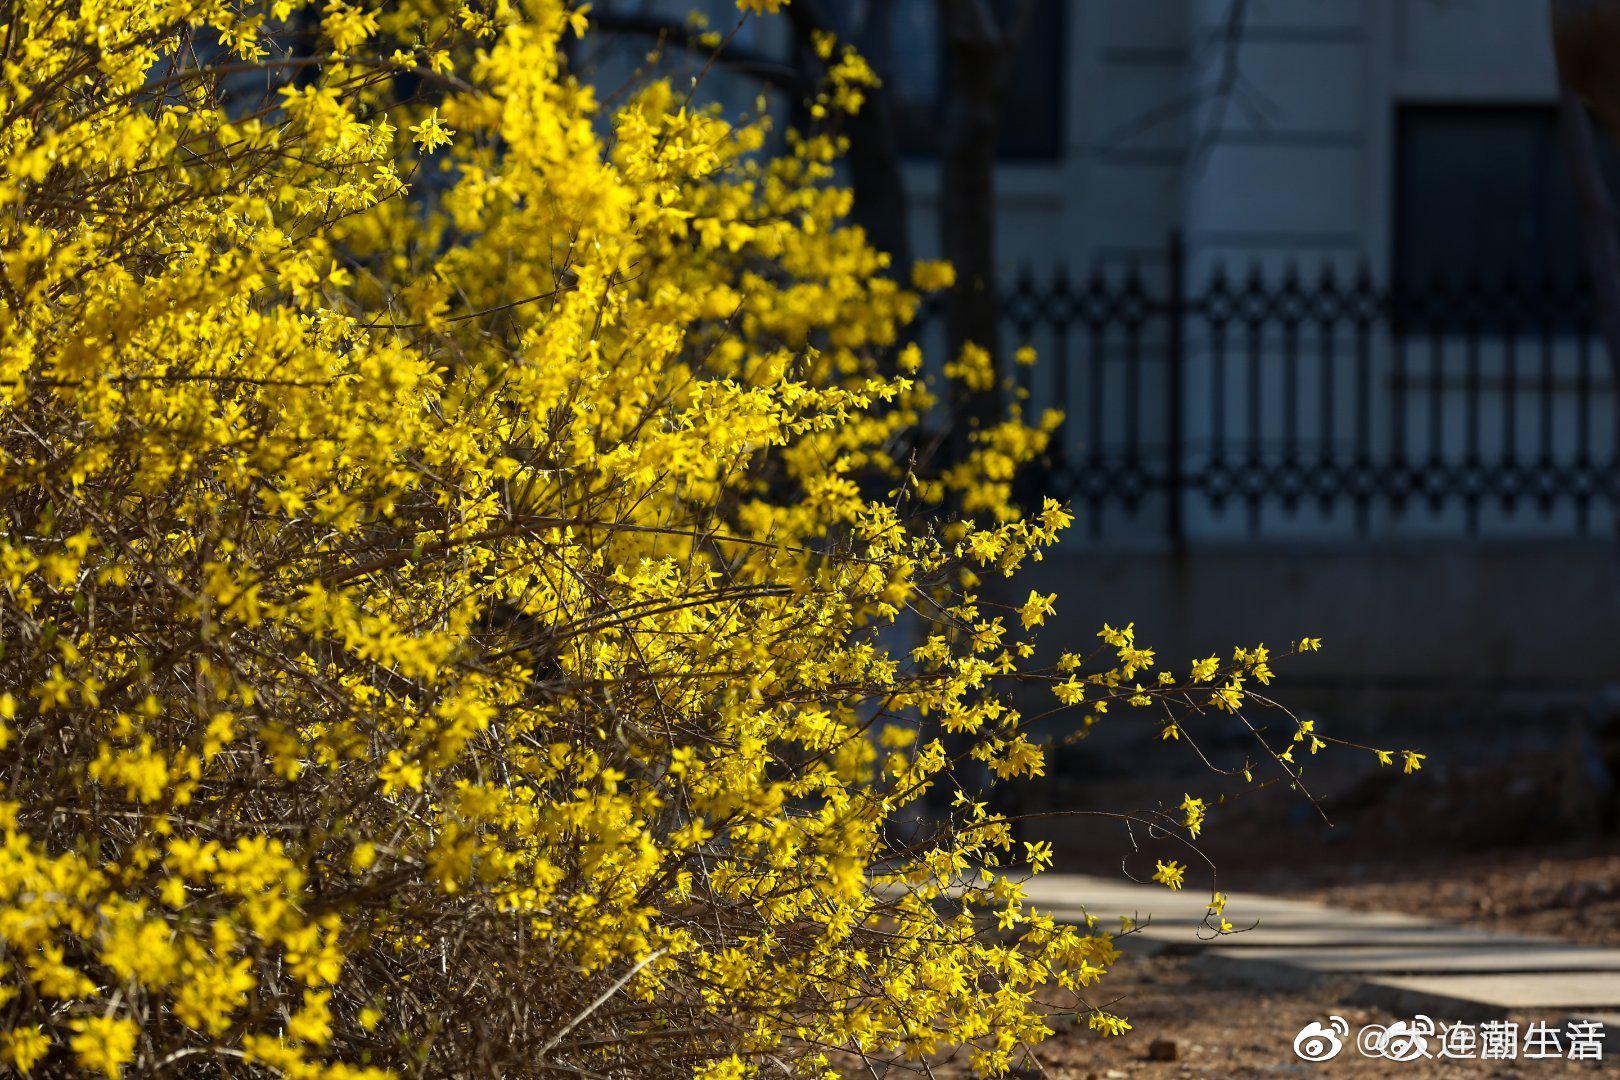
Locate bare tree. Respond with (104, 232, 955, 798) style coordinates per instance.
(935, 0, 1034, 445)
(1101, 0, 1267, 168)
(1551, 0, 1620, 547)
(1551, 1, 1620, 384)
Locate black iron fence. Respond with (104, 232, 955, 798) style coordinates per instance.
(963, 233, 1620, 542)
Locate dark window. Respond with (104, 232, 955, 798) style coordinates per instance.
(872, 0, 1066, 161)
(1394, 104, 1620, 300)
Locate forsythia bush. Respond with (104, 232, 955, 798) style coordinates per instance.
(0, 1, 1403, 1075)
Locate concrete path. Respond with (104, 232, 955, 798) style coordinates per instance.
(1025, 873, 1620, 1022)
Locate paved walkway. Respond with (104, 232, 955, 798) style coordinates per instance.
(1024, 873, 1620, 1023)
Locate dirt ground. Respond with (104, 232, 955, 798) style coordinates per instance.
(1297, 845, 1620, 949)
(922, 704, 1620, 1077)
(921, 953, 1610, 1078)
(891, 843, 1620, 1078)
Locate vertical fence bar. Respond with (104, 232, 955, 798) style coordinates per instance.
(1312, 265, 1333, 517)
(1427, 282, 1447, 516)
(1052, 263, 1072, 478)
(1124, 268, 1144, 509)
(1208, 266, 1231, 519)
(1166, 231, 1186, 548)
(1280, 266, 1301, 516)
(1537, 289, 1556, 515)
(1353, 264, 1374, 536)
(1086, 273, 1107, 540)
(1390, 286, 1410, 520)
(1578, 316, 1594, 534)
(1464, 282, 1483, 535)
(1244, 265, 1265, 534)
(1500, 277, 1520, 515)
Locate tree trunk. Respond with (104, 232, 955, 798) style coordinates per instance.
(1550, 1, 1620, 542)
(1557, 90, 1620, 393)
(843, 15, 912, 269)
(785, 0, 912, 271)
(937, 0, 1011, 450)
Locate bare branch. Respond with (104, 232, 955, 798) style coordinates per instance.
(590, 8, 805, 91)
(1098, 0, 1277, 168)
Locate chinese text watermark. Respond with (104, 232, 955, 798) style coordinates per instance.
(1293, 1015, 1605, 1062)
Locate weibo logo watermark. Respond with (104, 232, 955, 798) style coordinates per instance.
(1293, 1015, 1605, 1062)
(1357, 1017, 1433, 1061)
(1292, 1017, 1348, 1061)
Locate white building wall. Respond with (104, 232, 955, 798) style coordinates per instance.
(905, 0, 1565, 280)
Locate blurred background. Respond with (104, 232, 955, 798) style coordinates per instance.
(587, 0, 1620, 917)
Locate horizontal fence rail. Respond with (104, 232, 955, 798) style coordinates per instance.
(943, 233, 1620, 542)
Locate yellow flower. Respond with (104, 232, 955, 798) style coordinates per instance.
(0, 2, 1385, 1073)
(1023, 840, 1054, 872)
(0, 1028, 51, 1074)
(944, 341, 996, 391)
(69, 1016, 137, 1078)
(1018, 590, 1055, 630)
(1179, 794, 1206, 838)
(351, 842, 378, 871)
(1152, 859, 1187, 891)
(287, 990, 334, 1046)
(911, 259, 956, 291)
(410, 110, 455, 153)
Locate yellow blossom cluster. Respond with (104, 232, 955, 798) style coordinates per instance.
(0, 1, 1408, 1076)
